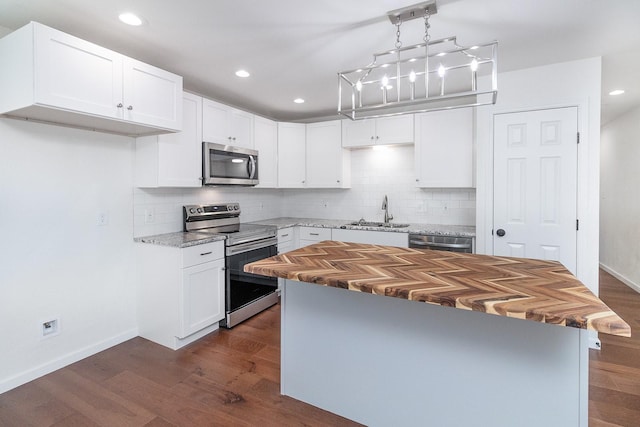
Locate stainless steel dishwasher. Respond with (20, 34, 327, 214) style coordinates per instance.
(409, 234, 474, 253)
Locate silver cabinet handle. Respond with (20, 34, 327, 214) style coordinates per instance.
(281, 233, 289, 237)
(127, 105, 133, 110)
(309, 233, 320, 236)
(376, 135, 379, 140)
(409, 240, 471, 249)
(371, 136, 375, 140)
(117, 103, 123, 108)
(200, 251, 212, 256)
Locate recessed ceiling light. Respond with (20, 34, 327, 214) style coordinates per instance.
(609, 89, 625, 96)
(294, 98, 305, 104)
(118, 12, 143, 26)
(235, 70, 250, 78)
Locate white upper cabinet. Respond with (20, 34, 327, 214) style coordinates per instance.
(135, 92, 203, 188)
(254, 116, 279, 188)
(202, 98, 254, 149)
(414, 109, 474, 188)
(0, 22, 183, 136)
(277, 122, 306, 188)
(342, 115, 414, 148)
(306, 120, 350, 188)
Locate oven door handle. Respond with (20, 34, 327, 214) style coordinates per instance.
(409, 240, 472, 250)
(226, 237, 277, 256)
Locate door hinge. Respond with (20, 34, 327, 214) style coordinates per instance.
(576, 219, 579, 231)
(577, 132, 580, 144)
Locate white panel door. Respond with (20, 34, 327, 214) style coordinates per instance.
(493, 107, 578, 274)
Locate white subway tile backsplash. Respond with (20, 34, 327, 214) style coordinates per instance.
(132, 144, 475, 236)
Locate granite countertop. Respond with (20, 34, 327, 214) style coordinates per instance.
(249, 217, 476, 237)
(245, 240, 631, 337)
(134, 231, 226, 248)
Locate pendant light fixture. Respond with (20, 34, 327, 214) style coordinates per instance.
(338, 1, 498, 120)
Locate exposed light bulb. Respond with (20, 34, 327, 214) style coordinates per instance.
(470, 59, 479, 72)
(409, 70, 416, 83)
(381, 75, 389, 87)
(356, 80, 363, 91)
(438, 64, 446, 78)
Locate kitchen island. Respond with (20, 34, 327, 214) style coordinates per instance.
(245, 240, 629, 427)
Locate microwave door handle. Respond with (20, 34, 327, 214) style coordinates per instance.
(248, 155, 256, 179)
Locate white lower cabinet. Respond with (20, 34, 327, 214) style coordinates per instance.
(137, 240, 225, 350)
(298, 227, 332, 248)
(332, 228, 408, 247)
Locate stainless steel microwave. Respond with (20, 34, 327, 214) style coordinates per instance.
(202, 142, 258, 186)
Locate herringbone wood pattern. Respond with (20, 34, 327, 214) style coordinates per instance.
(246, 241, 630, 336)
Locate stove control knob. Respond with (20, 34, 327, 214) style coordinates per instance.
(234, 205, 239, 210)
(197, 208, 204, 213)
(189, 208, 196, 214)
(227, 205, 233, 211)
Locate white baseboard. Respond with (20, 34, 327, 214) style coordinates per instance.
(0, 328, 138, 394)
(600, 263, 640, 294)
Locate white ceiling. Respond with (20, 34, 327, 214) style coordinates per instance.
(0, 0, 639, 124)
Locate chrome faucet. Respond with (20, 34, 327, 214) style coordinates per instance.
(382, 195, 393, 224)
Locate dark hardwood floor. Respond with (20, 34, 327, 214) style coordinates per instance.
(0, 269, 638, 426)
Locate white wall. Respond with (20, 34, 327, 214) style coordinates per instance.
(0, 118, 138, 393)
(132, 145, 476, 237)
(600, 106, 640, 291)
(476, 57, 601, 296)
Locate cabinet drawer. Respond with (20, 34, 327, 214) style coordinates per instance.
(182, 241, 224, 268)
(298, 227, 331, 241)
(277, 227, 294, 244)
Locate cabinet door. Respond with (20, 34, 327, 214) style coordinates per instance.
(254, 116, 278, 188)
(375, 115, 414, 145)
(414, 109, 473, 188)
(306, 120, 346, 188)
(34, 23, 122, 119)
(179, 258, 225, 338)
(156, 92, 202, 187)
(277, 122, 306, 188)
(342, 119, 376, 147)
(230, 108, 254, 149)
(202, 98, 230, 143)
(122, 57, 183, 131)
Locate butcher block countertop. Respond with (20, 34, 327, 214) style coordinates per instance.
(245, 240, 630, 337)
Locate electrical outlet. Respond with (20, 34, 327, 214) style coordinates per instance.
(41, 318, 59, 338)
(144, 208, 155, 223)
(96, 210, 109, 226)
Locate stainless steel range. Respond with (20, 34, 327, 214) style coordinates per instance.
(183, 203, 278, 328)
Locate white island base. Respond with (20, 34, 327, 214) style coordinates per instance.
(280, 280, 588, 427)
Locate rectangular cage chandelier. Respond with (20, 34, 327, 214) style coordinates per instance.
(338, 1, 498, 120)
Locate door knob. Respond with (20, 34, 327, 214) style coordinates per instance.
(496, 229, 506, 237)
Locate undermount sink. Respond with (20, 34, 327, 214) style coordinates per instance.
(348, 221, 410, 228)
